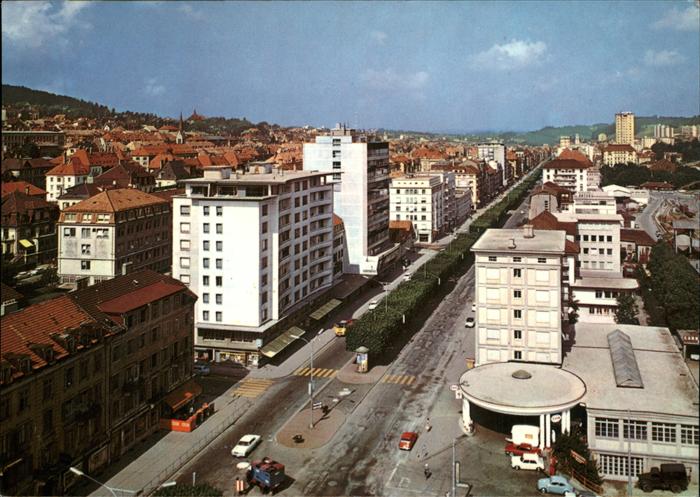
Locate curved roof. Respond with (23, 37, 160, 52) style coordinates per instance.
(460, 362, 586, 415)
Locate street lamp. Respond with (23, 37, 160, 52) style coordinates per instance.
(423, 264, 441, 285)
(291, 328, 324, 429)
(69, 467, 136, 497)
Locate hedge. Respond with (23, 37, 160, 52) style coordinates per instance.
(346, 167, 542, 354)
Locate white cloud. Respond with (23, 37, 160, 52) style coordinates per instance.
(652, 4, 700, 31)
(360, 68, 429, 91)
(370, 30, 388, 45)
(644, 49, 685, 66)
(1, 1, 91, 49)
(472, 40, 547, 70)
(145, 78, 166, 97)
(177, 3, 206, 21)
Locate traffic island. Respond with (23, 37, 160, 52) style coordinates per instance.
(336, 361, 387, 384)
(276, 406, 345, 449)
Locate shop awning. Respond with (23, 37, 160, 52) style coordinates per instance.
(260, 326, 305, 358)
(19, 239, 34, 248)
(309, 299, 342, 320)
(163, 379, 202, 411)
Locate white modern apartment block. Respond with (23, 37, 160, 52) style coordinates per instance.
(542, 158, 594, 193)
(303, 124, 392, 275)
(569, 190, 617, 216)
(615, 112, 635, 145)
(389, 172, 456, 243)
(172, 167, 334, 367)
(471, 226, 576, 367)
(477, 142, 508, 186)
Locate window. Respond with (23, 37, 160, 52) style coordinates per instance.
(203, 240, 210, 251)
(651, 422, 676, 443)
(81, 260, 91, 270)
(180, 205, 190, 216)
(513, 329, 522, 340)
(215, 312, 222, 322)
(216, 276, 222, 286)
(43, 378, 53, 400)
(513, 290, 522, 299)
(607, 248, 613, 255)
(64, 367, 74, 388)
(680, 425, 699, 446)
(599, 454, 644, 478)
(513, 268, 522, 278)
(262, 222, 268, 234)
(607, 236, 612, 242)
(486, 329, 500, 340)
(262, 205, 268, 216)
(203, 293, 209, 304)
(203, 258, 210, 268)
(180, 239, 190, 250)
(583, 235, 589, 241)
(216, 241, 222, 251)
(215, 294, 223, 305)
(180, 222, 190, 233)
(514, 351, 522, 360)
(64, 227, 76, 237)
(180, 274, 190, 284)
(590, 235, 597, 242)
(216, 206, 223, 216)
(216, 259, 222, 269)
(513, 257, 522, 262)
(81, 244, 91, 255)
(537, 257, 546, 263)
(488, 256, 497, 262)
(202, 310, 209, 321)
(216, 224, 223, 234)
(595, 290, 603, 298)
(203, 275, 209, 286)
(595, 417, 619, 439)
(583, 248, 589, 254)
(203, 206, 210, 216)
(513, 309, 522, 319)
(203, 223, 210, 233)
(81, 228, 90, 238)
(180, 257, 190, 269)
(623, 420, 648, 441)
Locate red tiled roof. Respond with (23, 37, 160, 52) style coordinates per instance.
(640, 181, 674, 189)
(64, 188, 167, 213)
(1, 181, 47, 198)
(565, 239, 581, 255)
(530, 211, 577, 237)
(46, 157, 90, 176)
(604, 144, 637, 153)
(543, 158, 591, 170)
(332, 214, 344, 226)
(0, 283, 23, 303)
(389, 220, 414, 231)
(648, 159, 677, 173)
(1, 191, 57, 227)
(620, 229, 656, 246)
(557, 148, 593, 166)
(98, 281, 184, 315)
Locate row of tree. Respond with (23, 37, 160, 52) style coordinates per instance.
(600, 163, 700, 189)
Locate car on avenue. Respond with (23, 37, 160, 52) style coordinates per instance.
(538, 475, 574, 494)
(368, 300, 379, 310)
(464, 317, 475, 328)
(403, 272, 412, 281)
(399, 432, 418, 451)
(511, 453, 545, 471)
(231, 434, 262, 457)
(504, 442, 541, 457)
(194, 362, 211, 375)
(333, 320, 354, 337)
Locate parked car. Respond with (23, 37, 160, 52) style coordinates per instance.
(464, 317, 475, 328)
(504, 442, 541, 457)
(14, 270, 31, 280)
(333, 320, 353, 337)
(231, 434, 262, 457)
(368, 300, 379, 310)
(511, 453, 545, 471)
(471, 303, 476, 312)
(637, 463, 689, 493)
(537, 475, 574, 494)
(194, 363, 211, 376)
(398, 432, 418, 451)
(403, 272, 412, 282)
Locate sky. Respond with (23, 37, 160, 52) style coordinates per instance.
(2, 1, 699, 133)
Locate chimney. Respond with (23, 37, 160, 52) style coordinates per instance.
(523, 224, 535, 239)
(508, 238, 517, 249)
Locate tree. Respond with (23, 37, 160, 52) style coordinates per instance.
(19, 141, 40, 158)
(615, 293, 639, 325)
(567, 298, 580, 324)
(153, 484, 223, 497)
(553, 425, 603, 486)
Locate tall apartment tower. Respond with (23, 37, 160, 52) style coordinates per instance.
(471, 226, 576, 367)
(615, 112, 635, 145)
(303, 124, 391, 275)
(172, 167, 335, 367)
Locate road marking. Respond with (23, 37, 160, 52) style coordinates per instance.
(382, 374, 416, 385)
(231, 378, 274, 398)
(294, 367, 337, 378)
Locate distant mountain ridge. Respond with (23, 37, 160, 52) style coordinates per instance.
(3, 84, 698, 143)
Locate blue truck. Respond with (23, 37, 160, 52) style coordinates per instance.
(246, 456, 285, 494)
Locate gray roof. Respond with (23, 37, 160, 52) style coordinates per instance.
(471, 228, 566, 254)
(608, 330, 643, 388)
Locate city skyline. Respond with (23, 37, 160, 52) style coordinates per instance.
(2, 1, 699, 133)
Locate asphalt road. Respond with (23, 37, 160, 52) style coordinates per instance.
(171, 179, 540, 496)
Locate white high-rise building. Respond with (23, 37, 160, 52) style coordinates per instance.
(471, 226, 577, 367)
(172, 167, 335, 367)
(477, 142, 508, 186)
(615, 112, 635, 145)
(303, 124, 392, 275)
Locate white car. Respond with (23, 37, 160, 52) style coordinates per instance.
(368, 300, 379, 310)
(403, 273, 412, 282)
(464, 317, 475, 328)
(511, 453, 544, 471)
(231, 434, 262, 457)
(471, 303, 476, 312)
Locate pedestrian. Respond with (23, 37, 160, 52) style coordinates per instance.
(424, 463, 430, 479)
(425, 417, 432, 432)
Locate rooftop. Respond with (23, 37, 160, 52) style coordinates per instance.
(182, 168, 331, 185)
(64, 188, 167, 213)
(572, 276, 639, 290)
(471, 228, 566, 254)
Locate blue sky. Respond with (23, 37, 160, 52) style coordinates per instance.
(2, 1, 699, 133)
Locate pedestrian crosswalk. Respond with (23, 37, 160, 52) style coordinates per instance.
(382, 374, 416, 385)
(293, 367, 337, 378)
(231, 378, 274, 398)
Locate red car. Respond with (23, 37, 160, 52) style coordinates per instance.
(399, 432, 418, 451)
(504, 442, 541, 457)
